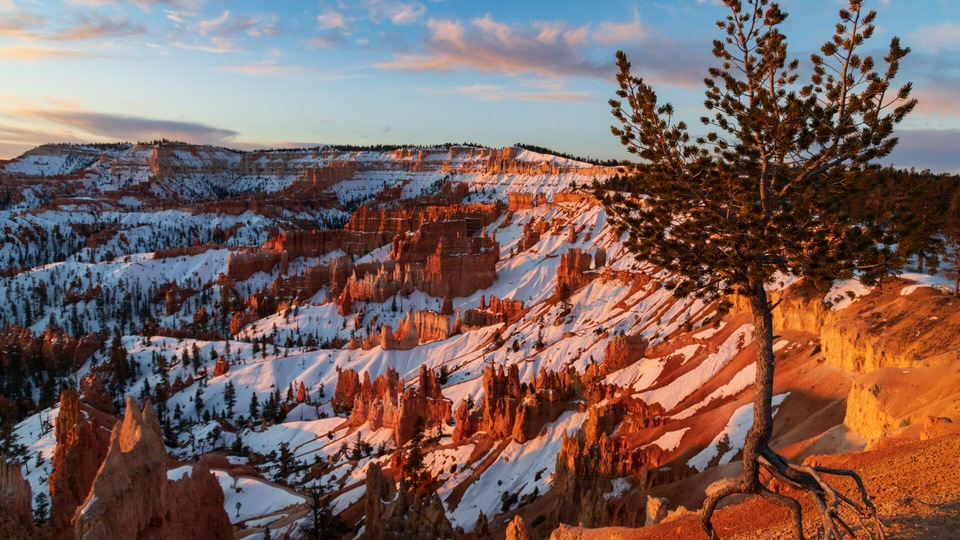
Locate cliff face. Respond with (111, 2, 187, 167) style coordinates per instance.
(822, 284, 960, 373)
(845, 363, 960, 442)
(345, 366, 452, 445)
(49, 390, 112, 538)
(72, 397, 232, 540)
(256, 205, 501, 308)
(0, 326, 99, 376)
(553, 398, 666, 527)
(468, 366, 583, 444)
(157, 460, 233, 540)
(362, 463, 454, 540)
(0, 459, 35, 540)
(73, 397, 168, 540)
(602, 333, 648, 375)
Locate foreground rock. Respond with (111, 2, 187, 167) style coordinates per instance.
(49, 390, 112, 538)
(0, 459, 35, 540)
(362, 463, 453, 540)
(72, 396, 231, 540)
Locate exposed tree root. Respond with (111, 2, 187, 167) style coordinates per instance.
(700, 445, 885, 540)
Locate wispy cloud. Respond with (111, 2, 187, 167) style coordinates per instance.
(910, 21, 960, 50)
(378, 15, 608, 78)
(376, 13, 707, 86)
(424, 83, 594, 102)
(221, 60, 369, 82)
(166, 9, 279, 53)
(0, 10, 144, 42)
(0, 45, 102, 60)
(64, 0, 203, 9)
(50, 14, 146, 41)
(317, 7, 350, 30)
(304, 31, 349, 49)
(363, 0, 426, 25)
(16, 108, 239, 143)
(0, 10, 48, 40)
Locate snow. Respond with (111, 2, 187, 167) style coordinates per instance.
(449, 411, 587, 530)
(901, 284, 922, 296)
(642, 427, 691, 452)
(687, 393, 790, 472)
(213, 469, 306, 524)
(826, 279, 873, 311)
(604, 477, 632, 500)
(636, 325, 754, 411)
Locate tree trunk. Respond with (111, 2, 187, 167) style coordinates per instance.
(743, 281, 776, 489)
(955, 262, 959, 297)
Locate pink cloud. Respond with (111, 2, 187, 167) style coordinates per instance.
(376, 13, 706, 86)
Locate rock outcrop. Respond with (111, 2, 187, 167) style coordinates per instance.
(553, 398, 667, 526)
(160, 460, 233, 540)
(333, 368, 362, 414)
(557, 248, 597, 296)
(79, 372, 114, 415)
(505, 515, 532, 540)
(362, 463, 453, 540)
(212, 356, 229, 377)
(49, 390, 112, 538)
(0, 459, 35, 540)
(602, 333, 648, 374)
(845, 363, 960, 442)
(347, 366, 452, 445)
(819, 284, 960, 373)
(71, 396, 232, 540)
(73, 397, 168, 539)
(472, 365, 583, 443)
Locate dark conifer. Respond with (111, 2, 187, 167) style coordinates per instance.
(606, 1, 914, 537)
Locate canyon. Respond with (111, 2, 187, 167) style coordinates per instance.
(1, 142, 957, 540)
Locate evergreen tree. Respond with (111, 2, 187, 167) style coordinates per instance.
(402, 416, 428, 492)
(605, 1, 913, 537)
(299, 484, 349, 540)
(224, 380, 237, 418)
(249, 392, 260, 422)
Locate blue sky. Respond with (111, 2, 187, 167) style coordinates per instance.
(1, 0, 959, 171)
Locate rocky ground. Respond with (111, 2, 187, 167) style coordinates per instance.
(551, 433, 960, 540)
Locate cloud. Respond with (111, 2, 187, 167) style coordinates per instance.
(424, 83, 594, 102)
(166, 9, 279, 53)
(317, 8, 349, 30)
(64, 0, 203, 9)
(364, 0, 426, 25)
(220, 61, 369, 82)
(304, 31, 349, 49)
(0, 10, 144, 42)
(378, 15, 609, 78)
(0, 124, 89, 159)
(910, 22, 960, 50)
(593, 9, 647, 45)
(376, 13, 707, 86)
(0, 46, 99, 60)
(0, 10, 49, 39)
(17, 109, 238, 144)
(197, 10, 277, 38)
(50, 14, 146, 41)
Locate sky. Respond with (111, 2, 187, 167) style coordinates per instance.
(1, 0, 959, 171)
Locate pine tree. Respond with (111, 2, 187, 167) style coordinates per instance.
(299, 483, 350, 540)
(249, 392, 260, 422)
(224, 380, 236, 418)
(402, 416, 428, 492)
(606, 1, 914, 538)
